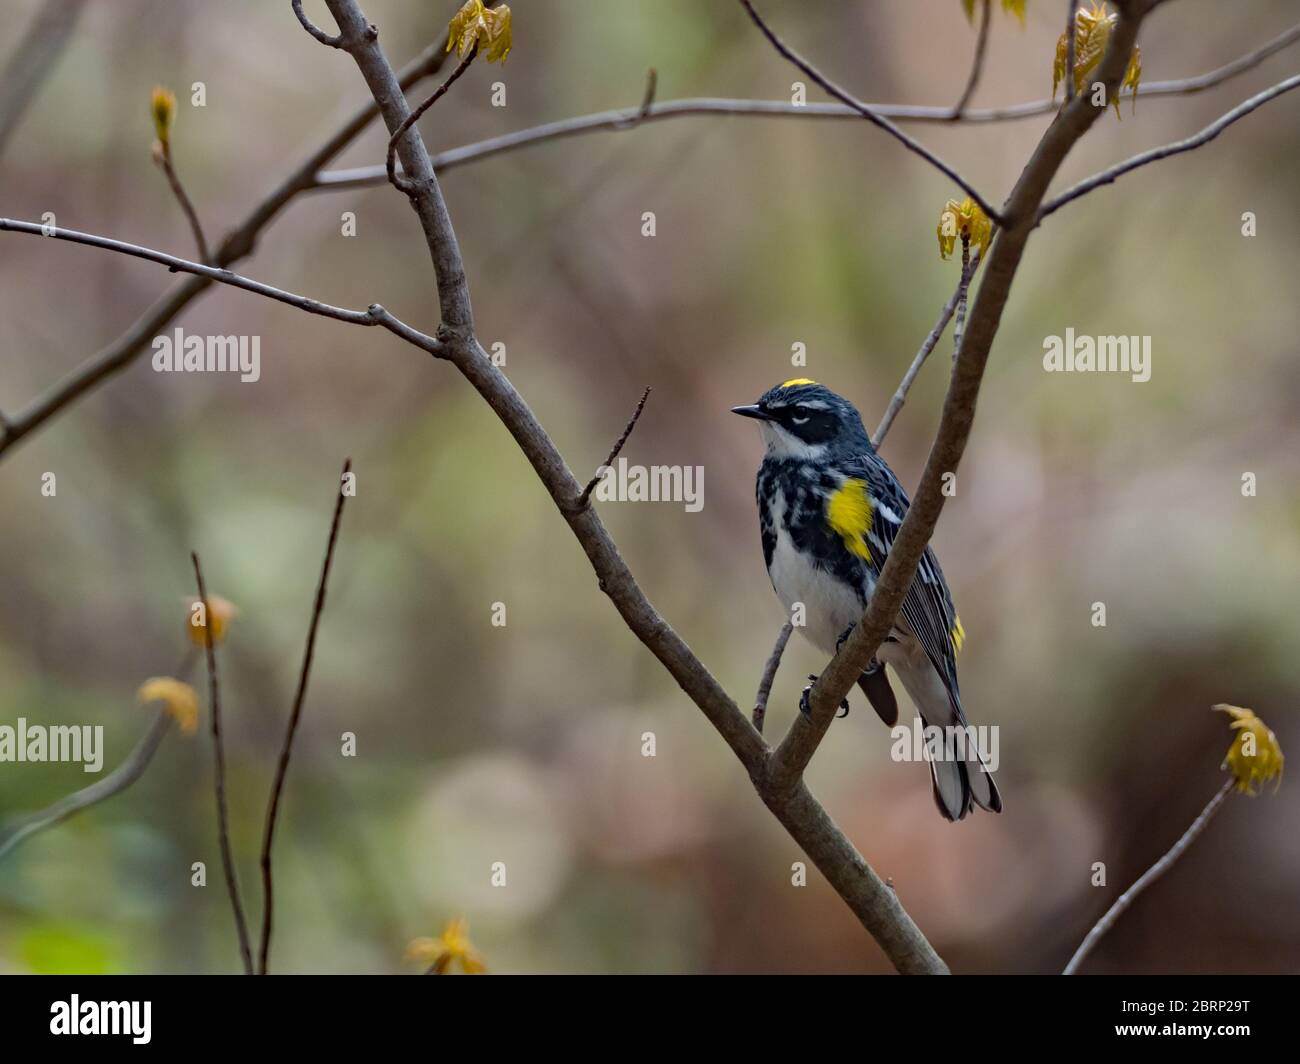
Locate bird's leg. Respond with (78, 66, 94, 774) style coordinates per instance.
(840, 622, 888, 676)
(799, 674, 851, 719)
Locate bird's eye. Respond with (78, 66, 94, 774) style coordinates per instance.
(789, 406, 809, 425)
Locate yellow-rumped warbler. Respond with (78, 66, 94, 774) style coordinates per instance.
(733, 379, 1001, 821)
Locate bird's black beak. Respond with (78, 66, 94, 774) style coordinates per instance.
(730, 404, 774, 421)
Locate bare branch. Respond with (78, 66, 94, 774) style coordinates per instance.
(154, 143, 211, 264)
(1064, 780, 1234, 975)
(753, 622, 793, 735)
(952, 237, 974, 361)
(292, 0, 344, 47)
(311, 17, 1300, 193)
(0, 647, 199, 861)
(387, 47, 478, 193)
(0, 218, 443, 356)
(191, 552, 255, 975)
(0, 711, 171, 862)
(258, 458, 353, 975)
(612, 68, 658, 130)
(872, 248, 981, 448)
(737, 0, 1003, 223)
(576, 387, 651, 508)
(769, 4, 1150, 791)
(0, 34, 462, 461)
(318, 0, 945, 974)
(0, 0, 89, 158)
(1040, 74, 1300, 219)
(951, 0, 991, 119)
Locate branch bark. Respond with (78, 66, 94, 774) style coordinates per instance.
(258, 459, 353, 975)
(192, 552, 255, 975)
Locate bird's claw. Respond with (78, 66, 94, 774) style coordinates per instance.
(799, 674, 850, 719)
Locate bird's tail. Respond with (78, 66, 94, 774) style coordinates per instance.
(891, 660, 1002, 821)
(927, 743, 1001, 822)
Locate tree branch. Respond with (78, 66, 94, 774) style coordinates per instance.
(191, 552, 254, 975)
(292, 0, 343, 47)
(1040, 74, 1300, 219)
(0, 30, 463, 460)
(576, 386, 651, 509)
(872, 248, 982, 448)
(0, 712, 170, 862)
(258, 458, 353, 975)
(1065, 1, 1081, 103)
(768, 3, 1150, 793)
(314, 0, 946, 974)
(951, 0, 992, 118)
(752, 621, 793, 735)
(736, 0, 1003, 223)
(387, 47, 477, 193)
(1063, 779, 1234, 975)
(0, 218, 444, 355)
(154, 142, 211, 264)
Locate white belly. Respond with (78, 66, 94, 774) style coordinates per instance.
(768, 522, 869, 655)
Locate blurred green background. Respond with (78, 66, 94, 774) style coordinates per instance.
(1, 0, 1297, 974)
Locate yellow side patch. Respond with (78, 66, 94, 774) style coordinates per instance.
(950, 615, 966, 653)
(780, 378, 817, 388)
(827, 479, 873, 562)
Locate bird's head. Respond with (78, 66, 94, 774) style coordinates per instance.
(731, 379, 870, 458)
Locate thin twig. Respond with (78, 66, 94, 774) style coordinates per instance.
(0, 32, 463, 461)
(387, 47, 478, 193)
(577, 387, 651, 508)
(0, 219, 444, 358)
(0, 649, 196, 862)
(871, 247, 981, 448)
(155, 144, 211, 264)
(613, 68, 658, 129)
(951, 0, 991, 118)
(258, 458, 353, 975)
(292, 0, 343, 47)
(191, 551, 254, 975)
(309, 23, 1300, 192)
(1063, 779, 1234, 975)
(0, 712, 171, 861)
(952, 237, 973, 362)
(752, 621, 793, 735)
(1041, 74, 1300, 219)
(737, 0, 1003, 223)
(1065, 1, 1080, 103)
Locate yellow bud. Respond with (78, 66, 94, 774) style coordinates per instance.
(447, 0, 512, 64)
(185, 594, 239, 647)
(1215, 705, 1284, 796)
(138, 677, 200, 735)
(151, 85, 176, 148)
(1053, 3, 1141, 115)
(937, 197, 992, 261)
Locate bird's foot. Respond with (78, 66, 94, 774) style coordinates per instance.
(835, 623, 856, 653)
(799, 674, 851, 719)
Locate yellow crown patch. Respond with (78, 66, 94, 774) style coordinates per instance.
(781, 378, 817, 388)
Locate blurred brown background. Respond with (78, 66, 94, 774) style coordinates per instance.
(0, 0, 1297, 974)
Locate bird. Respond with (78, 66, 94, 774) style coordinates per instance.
(732, 378, 1001, 821)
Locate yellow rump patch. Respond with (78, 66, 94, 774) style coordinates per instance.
(780, 378, 817, 388)
(950, 615, 966, 653)
(827, 479, 873, 562)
